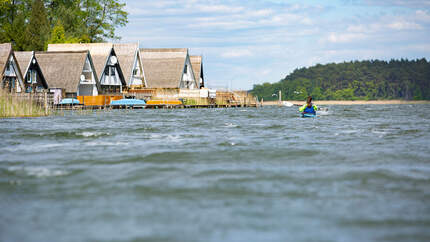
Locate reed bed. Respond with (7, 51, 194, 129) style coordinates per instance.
(182, 98, 210, 105)
(0, 90, 50, 118)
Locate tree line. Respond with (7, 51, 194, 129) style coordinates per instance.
(0, 0, 128, 51)
(251, 59, 430, 101)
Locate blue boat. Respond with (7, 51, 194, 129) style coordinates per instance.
(59, 98, 80, 105)
(110, 99, 146, 107)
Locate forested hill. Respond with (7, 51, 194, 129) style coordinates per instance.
(250, 59, 430, 100)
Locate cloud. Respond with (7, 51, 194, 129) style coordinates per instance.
(117, 0, 430, 90)
(326, 32, 368, 43)
(196, 5, 244, 13)
(345, 0, 430, 8)
(221, 49, 253, 58)
(388, 21, 422, 30)
(415, 10, 430, 22)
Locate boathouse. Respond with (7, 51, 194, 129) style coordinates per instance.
(47, 43, 126, 94)
(190, 55, 204, 88)
(14, 51, 48, 93)
(113, 43, 146, 88)
(35, 51, 99, 98)
(139, 48, 198, 89)
(0, 43, 24, 93)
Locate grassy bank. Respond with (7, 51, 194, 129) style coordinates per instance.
(0, 90, 50, 118)
(263, 100, 430, 106)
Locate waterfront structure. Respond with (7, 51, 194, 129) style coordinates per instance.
(35, 51, 99, 97)
(0, 43, 24, 93)
(48, 43, 126, 94)
(190, 56, 204, 88)
(139, 48, 198, 89)
(14, 51, 48, 93)
(113, 43, 146, 88)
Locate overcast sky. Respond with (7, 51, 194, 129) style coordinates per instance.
(116, 0, 430, 90)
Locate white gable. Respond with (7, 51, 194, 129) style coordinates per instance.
(77, 55, 98, 96)
(129, 50, 145, 86)
(179, 55, 198, 89)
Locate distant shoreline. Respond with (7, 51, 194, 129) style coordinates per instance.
(262, 100, 430, 106)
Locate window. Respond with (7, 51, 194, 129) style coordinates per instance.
(26, 71, 32, 83)
(83, 72, 92, 81)
(32, 71, 37, 84)
(184, 65, 187, 74)
(133, 69, 138, 76)
(6, 62, 10, 72)
(83, 59, 91, 72)
(104, 67, 115, 76)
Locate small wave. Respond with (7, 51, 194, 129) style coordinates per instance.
(371, 129, 393, 137)
(132, 127, 161, 132)
(266, 124, 284, 130)
(141, 151, 195, 163)
(78, 131, 110, 138)
(16, 130, 110, 139)
(318, 110, 330, 115)
(166, 135, 183, 142)
(336, 169, 429, 183)
(224, 123, 238, 128)
(85, 141, 128, 146)
(8, 166, 68, 178)
(2, 143, 65, 152)
(218, 141, 239, 147)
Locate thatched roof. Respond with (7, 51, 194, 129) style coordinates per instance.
(114, 43, 139, 86)
(47, 43, 112, 79)
(140, 48, 188, 88)
(35, 51, 89, 93)
(190, 55, 202, 85)
(0, 43, 13, 81)
(14, 51, 33, 75)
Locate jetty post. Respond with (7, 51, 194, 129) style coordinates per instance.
(278, 90, 282, 106)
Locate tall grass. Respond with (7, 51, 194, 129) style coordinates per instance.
(0, 89, 50, 118)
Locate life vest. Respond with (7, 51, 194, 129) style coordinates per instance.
(303, 105, 316, 114)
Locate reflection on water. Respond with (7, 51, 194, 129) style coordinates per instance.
(1, 105, 430, 242)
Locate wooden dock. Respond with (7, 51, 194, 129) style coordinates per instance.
(54, 103, 258, 110)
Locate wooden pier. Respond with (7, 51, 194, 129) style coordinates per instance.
(54, 103, 258, 110)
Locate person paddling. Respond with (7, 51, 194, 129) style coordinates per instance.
(299, 96, 318, 115)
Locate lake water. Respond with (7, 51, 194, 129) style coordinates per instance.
(1, 105, 430, 242)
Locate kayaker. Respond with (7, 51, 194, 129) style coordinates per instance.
(299, 96, 317, 114)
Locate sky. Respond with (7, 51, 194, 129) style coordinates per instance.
(116, 0, 430, 90)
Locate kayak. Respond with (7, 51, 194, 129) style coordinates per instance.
(301, 113, 316, 118)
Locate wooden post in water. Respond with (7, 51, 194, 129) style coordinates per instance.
(278, 90, 282, 106)
(29, 92, 33, 114)
(44, 92, 48, 115)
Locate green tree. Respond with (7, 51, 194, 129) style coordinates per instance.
(48, 21, 81, 44)
(25, 0, 49, 50)
(48, 21, 66, 43)
(0, 0, 32, 48)
(311, 87, 324, 100)
(81, 0, 128, 42)
(1, 0, 129, 50)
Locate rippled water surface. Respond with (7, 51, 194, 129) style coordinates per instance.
(1, 105, 430, 242)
